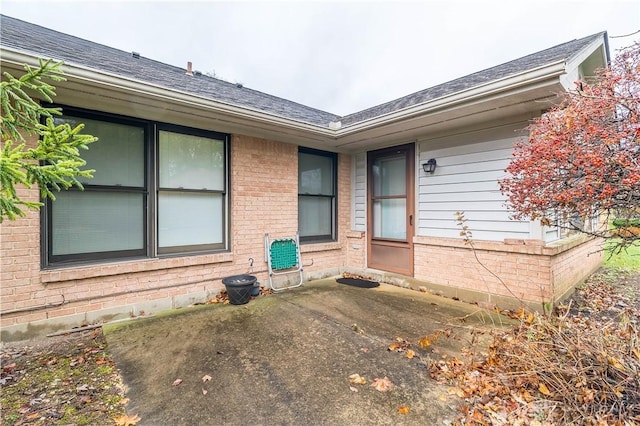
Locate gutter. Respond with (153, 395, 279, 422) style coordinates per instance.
(0, 48, 335, 137)
(333, 60, 568, 136)
(0, 48, 567, 140)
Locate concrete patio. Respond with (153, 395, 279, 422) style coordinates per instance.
(104, 278, 509, 425)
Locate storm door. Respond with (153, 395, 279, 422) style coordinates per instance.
(367, 143, 415, 276)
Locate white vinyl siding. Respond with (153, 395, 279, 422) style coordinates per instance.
(353, 152, 367, 231)
(418, 128, 528, 241)
(544, 226, 561, 242)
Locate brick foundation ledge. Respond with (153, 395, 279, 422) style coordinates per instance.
(413, 233, 597, 256)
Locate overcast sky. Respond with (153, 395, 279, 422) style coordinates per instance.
(2, 1, 638, 116)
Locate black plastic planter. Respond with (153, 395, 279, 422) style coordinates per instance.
(222, 274, 257, 305)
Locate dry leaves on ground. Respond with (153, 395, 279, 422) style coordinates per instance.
(0, 329, 132, 426)
(371, 376, 394, 392)
(430, 267, 640, 425)
(348, 373, 367, 385)
(397, 405, 411, 414)
(114, 413, 141, 426)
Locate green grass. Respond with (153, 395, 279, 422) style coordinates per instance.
(604, 241, 640, 270)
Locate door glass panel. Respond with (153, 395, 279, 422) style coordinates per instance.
(372, 155, 406, 196)
(372, 199, 406, 239)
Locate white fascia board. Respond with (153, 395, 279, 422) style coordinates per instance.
(0, 48, 334, 137)
(560, 35, 607, 91)
(1, 47, 567, 140)
(334, 61, 568, 136)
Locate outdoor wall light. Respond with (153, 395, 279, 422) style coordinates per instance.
(423, 158, 437, 174)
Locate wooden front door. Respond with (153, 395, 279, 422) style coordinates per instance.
(367, 143, 415, 276)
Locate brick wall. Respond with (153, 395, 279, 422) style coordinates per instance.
(345, 231, 366, 269)
(549, 236, 603, 302)
(1, 129, 602, 338)
(413, 235, 602, 311)
(0, 134, 351, 340)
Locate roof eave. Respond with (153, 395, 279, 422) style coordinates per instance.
(334, 60, 568, 136)
(0, 47, 570, 146)
(0, 48, 337, 137)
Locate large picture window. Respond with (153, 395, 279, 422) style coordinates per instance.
(44, 108, 229, 266)
(298, 148, 337, 243)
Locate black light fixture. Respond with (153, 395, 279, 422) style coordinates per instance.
(422, 158, 437, 174)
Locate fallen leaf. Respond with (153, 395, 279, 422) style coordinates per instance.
(607, 356, 626, 371)
(519, 389, 534, 403)
(397, 405, 410, 414)
(371, 376, 394, 392)
(360, 347, 369, 353)
(448, 387, 466, 398)
(114, 414, 141, 426)
(613, 386, 625, 398)
(172, 378, 183, 386)
(538, 382, 552, 396)
(471, 409, 484, 421)
(525, 312, 536, 325)
(388, 343, 401, 351)
(2, 362, 16, 372)
(70, 356, 84, 367)
(348, 373, 367, 385)
(202, 374, 212, 382)
(418, 332, 440, 348)
(349, 386, 358, 392)
(202, 388, 208, 395)
(352, 324, 364, 334)
(405, 349, 415, 359)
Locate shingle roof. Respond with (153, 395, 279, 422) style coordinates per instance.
(339, 32, 605, 127)
(0, 15, 340, 127)
(1, 15, 605, 130)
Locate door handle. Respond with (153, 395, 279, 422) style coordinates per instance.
(409, 215, 413, 226)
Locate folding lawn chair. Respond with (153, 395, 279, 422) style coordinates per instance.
(264, 233, 303, 291)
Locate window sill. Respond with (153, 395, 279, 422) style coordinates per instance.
(41, 252, 234, 284)
(300, 242, 342, 253)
